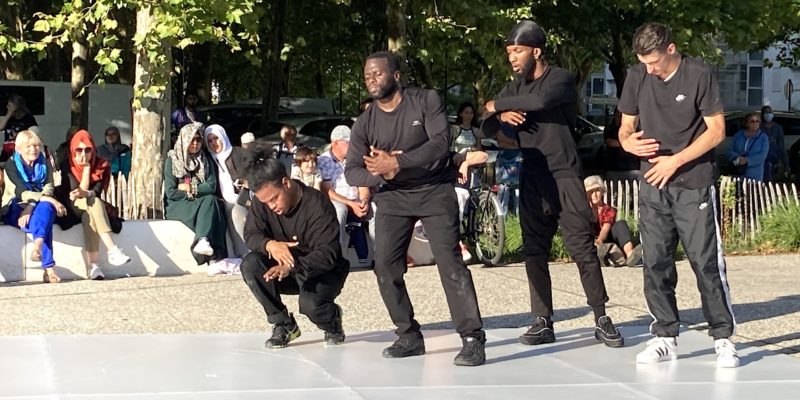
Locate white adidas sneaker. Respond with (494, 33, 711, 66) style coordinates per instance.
(636, 337, 677, 364)
(715, 338, 740, 368)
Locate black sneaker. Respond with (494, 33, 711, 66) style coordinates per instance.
(453, 334, 486, 366)
(324, 305, 345, 346)
(382, 334, 426, 358)
(595, 315, 624, 348)
(265, 314, 301, 349)
(519, 317, 556, 345)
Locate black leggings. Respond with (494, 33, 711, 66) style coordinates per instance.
(604, 220, 634, 249)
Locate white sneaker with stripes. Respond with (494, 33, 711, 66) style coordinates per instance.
(636, 337, 677, 364)
(715, 338, 740, 368)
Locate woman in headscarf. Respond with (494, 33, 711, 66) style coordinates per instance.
(204, 124, 251, 257)
(1, 130, 66, 283)
(164, 122, 227, 264)
(96, 126, 132, 179)
(55, 130, 131, 280)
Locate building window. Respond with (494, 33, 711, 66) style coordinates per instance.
(748, 66, 763, 107)
(592, 78, 604, 96)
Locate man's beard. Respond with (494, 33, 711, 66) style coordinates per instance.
(513, 57, 536, 80)
(370, 80, 399, 101)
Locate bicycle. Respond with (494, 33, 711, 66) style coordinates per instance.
(461, 162, 505, 266)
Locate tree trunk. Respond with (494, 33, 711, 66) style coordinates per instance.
(386, 0, 406, 58)
(314, 47, 324, 97)
(0, 4, 24, 80)
(608, 33, 628, 98)
(130, 5, 171, 219)
(261, 0, 287, 126)
(185, 43, 213, 104)
(116, 7, 137, 85)
(70, 29, 89, 129)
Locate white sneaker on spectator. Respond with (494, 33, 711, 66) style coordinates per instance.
(715, 338, 740, 368)
(636, 337, 677, 364)
(460, 243, 473, 263)
(207, 259, 228, 276)
(193, 237, 214, 256)
(107, 246, 131, 266)
(88, 263, 105, 280)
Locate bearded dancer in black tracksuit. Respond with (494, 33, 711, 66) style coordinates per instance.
(481, 20, 624, 348)
(618, 22, 738, 368)
(345, 51, 486, 367)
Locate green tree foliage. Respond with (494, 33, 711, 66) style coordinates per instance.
(26, 0, 259, 103)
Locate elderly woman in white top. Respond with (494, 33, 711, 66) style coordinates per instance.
(204, 124, 252, 256)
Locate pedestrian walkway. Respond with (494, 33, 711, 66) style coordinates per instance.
(2, 326, 798, 399)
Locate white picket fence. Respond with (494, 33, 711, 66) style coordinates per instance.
(98, 173, 799, 242)
(603, 177, 799, 241)
(99, 174, 166, 220)
(719, 176, 799, 241)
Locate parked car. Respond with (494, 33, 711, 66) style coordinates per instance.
(480, 115, 606, 176)
(198, 97, 338, 146)
(238, 97, 337, 115)
(574, 116, 606, 174)
(256, 115, 355, 151)
(196, 104, 266, 145)
(717, 110, 800, 176)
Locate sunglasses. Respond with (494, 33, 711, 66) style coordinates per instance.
(74, 147, 93, 154)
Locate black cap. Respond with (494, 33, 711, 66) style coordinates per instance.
(506, 20, 546, 48)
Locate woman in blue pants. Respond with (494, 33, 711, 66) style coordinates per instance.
(2, 130, 67, 282)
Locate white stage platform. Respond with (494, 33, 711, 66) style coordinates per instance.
(1, 326, 798, 399)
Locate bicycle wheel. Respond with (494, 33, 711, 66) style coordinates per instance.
(475, 190, 505, 266)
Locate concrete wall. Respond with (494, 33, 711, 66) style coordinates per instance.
(0, 220, 204, 283)
(0, 80, 133, 149)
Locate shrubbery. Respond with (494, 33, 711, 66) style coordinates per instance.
(756, 202, 800, 252)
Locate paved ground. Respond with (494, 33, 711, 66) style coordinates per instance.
(1, 254, 798, 358)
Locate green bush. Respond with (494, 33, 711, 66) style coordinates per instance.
(756, 202, 800, 252)
(501, 216, 571, 264)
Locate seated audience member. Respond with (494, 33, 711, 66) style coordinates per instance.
(290, 146, 322, 191)
(240, 131, 255, 150)
(603, 108, 640, 180)
(273, 124, 299, 173)
(55, 130, 131, 279)
(1, 94, 38, 142)
(97, 126, 132, 179)
(1, 130, 67, 283)
(317, 125, 374, 262)
(241, 152, 348, 348)
(453, 150, 489, 262)
(204, 124, 252, 257)
(584, 175, 642, 267)
(450, 102, 480, 153)
(164, 122, 228, 265)
(54, 127, 78, 170)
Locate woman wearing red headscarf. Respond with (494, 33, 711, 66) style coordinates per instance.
(55, 129, 130, 280)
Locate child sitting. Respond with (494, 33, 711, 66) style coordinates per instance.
(290, 146, 322, 191)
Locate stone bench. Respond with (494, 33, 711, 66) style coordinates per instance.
(0, 220, 205, 283)
(0, 218, 435, 283)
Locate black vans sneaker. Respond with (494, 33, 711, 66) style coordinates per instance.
(265, 314, 301, 349)
(519, 317, 556, 345)
(453, 334, 486, 366)
(324, 305, 345, 346)
(595, 315, 624, 348)
(382, 334, 426, 358)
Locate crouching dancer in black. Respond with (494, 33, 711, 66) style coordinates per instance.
(345, 51, 486, 366)
(241, 151, 348, 348)
(482, 20, 623, 348)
